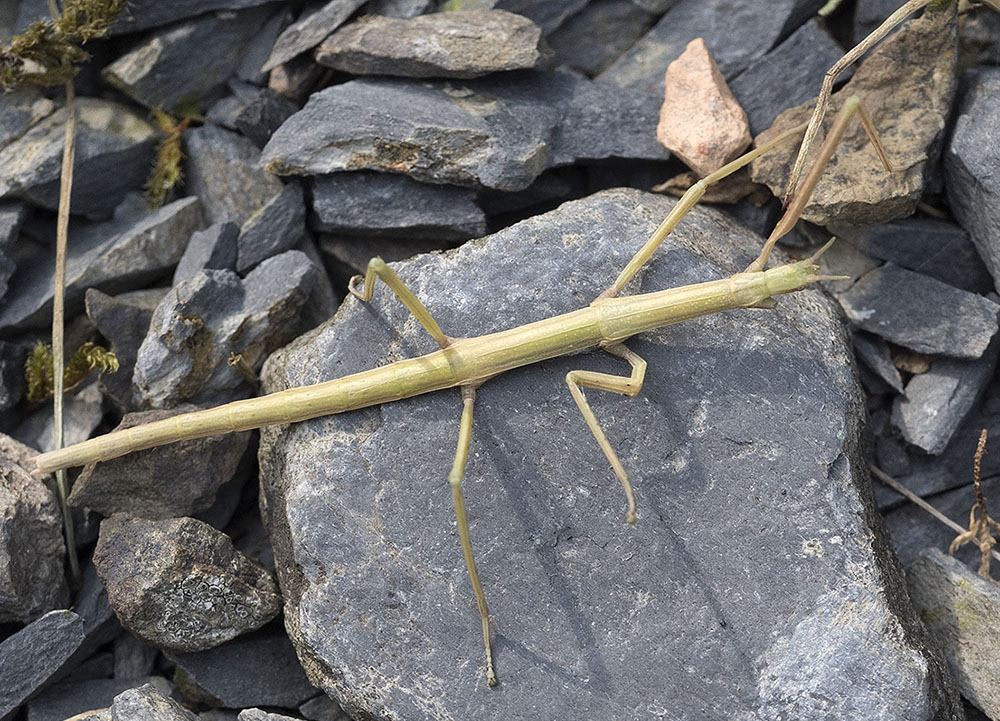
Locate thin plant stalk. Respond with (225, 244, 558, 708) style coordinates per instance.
(47, 0, 80, 587)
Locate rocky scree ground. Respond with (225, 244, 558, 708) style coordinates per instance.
(0, 0, 998, 720)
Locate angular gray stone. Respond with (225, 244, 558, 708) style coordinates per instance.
(550, 75, 669, 165)
(834, 217, 994, 295)
(167, 625, 317, 709)
(0, 88, 54, 151)
(68, 406, 251, 519)
(599, 0, 823, 94)
(238, 711, 299, 721)
(363, 0, 433, 18)
(908, 548, 1000, 719)
(85, 289, 166, 412)
(852, 331, 903, 394)
(854, 0, 904, 44)
(877, 378, 1000, 506)
(185, 125, 285, 226)
(0, 340, 26, 411)
(315, 10, 547, 78)
(0, 193, 201, 330)
(107, 683, 196, 721)
(102, 6, 283, 112)
(0, 610, 86, 721)
(106, 0, 280, 34)
(94, 515, 282, 653)
(12, 382, 104, 454)
(263, 72, 667, 190)
(133, 250, 318, 409)
(262, 0, 368, 71)
(262, 75, 562, 191)
(297, 694, 344, 721)
(545, 0, 658, 77)
(233, 89, 299, 149)
(310, 173, 486, 240)
(319, 234, 454, 288)
(893, 335, 1000, 454)
(838, 263, 999, 359)
(173, 223, 239, 286)
(258, 188, 959, 720)
(959, 8, 1000, 68)
(112, 633, 158, 681)
(25, 677, 174, 721)
(0, 201, 27, 300)
(438, 0, 588, 35)
(0, 99, 157, 218)
(883, 470, 1000, 566)
(0, 434, 67, 623)
(237, 183, 305, 273)
(729, 19, 849, 135)
(946, 67, 1000, 295)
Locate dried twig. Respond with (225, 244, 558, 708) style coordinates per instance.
(948, 430, 1000, 581)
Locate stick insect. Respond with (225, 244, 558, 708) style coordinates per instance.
(34, 96, 890, 686)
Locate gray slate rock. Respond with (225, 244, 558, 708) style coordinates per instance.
(0, 610, 85, 721)
(439, 0, 588, 35)
(599, 0, 823, 94)
(237, 183, 306, 273)
(298, 694, 344, 721)
(26, 677, 174, 721)
(838, 263, 1000, 359)
(105, 0, 280, 34)
(107, 683, 196, 721)
(112, 633, 158, 681)
(262, 74, 562, 190)
(94, 515, 282, 652)
(546, 0, 658, 77)
(0, 434, 67, 623)
(102, 6, 283, 112)
(85, 289, 166, 412)
(310, 173, 486, 240)
(852, 331, 903, 394)
(729, 19, 849, 135)
(133, 250, 318, 409)
(167, 625, 317, 708)
(68, 406, 251, 520)
(315, 10, 547, 78)
(363, 0, 434, 18)
(908, 548, 1000, 720)
(0, 193, 201, 330)
(63, 561, 125, 680)
(185, 125, 285, 226)
(234, 89, 299, 149)
(854, 0, 903, 44)
(263, 0, 368, 71)
(946, 67, 1000, 295)
(892, 334, 1000, 454)
(833, 217, 994, 295)
(0, 201, 27, 300)
(0, 89, 54, 150)
(0, 99, 157, 218)
(883, 472, 1000, 567)
(173, 223, 239, 285)
(263, 72, 667, 190)
(0, 340, 26, 411)
(258, 188, 959, 720)
(12, 382, 104, 454)
(238, 711, 299, 721)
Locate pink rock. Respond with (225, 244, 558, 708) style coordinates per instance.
(657, 38, 752, 177)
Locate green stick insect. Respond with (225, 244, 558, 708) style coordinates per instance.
(34, 95, 891, 685)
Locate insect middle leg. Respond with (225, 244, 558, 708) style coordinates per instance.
(448, 385, 497, 686)
(566, 343, 647, 524)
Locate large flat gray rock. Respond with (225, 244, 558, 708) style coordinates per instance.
(258, 188, 959, 720)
